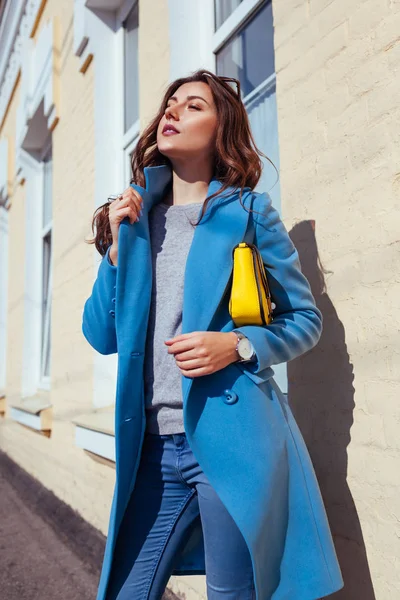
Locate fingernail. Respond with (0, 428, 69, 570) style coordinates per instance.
(136, 216, 140, 222)
(140, 208, 143, 215)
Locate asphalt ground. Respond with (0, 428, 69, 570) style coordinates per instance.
(0, 448, 177, 600)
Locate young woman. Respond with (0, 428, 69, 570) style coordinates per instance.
(82, 69, 344, 600)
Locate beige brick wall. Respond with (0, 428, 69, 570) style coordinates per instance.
(1, 0, 398, 598)
(139, 0, 170, 130)
(0, 0, 115, 535)
(273, 1, 400, 598)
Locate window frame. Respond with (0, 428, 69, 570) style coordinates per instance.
(212, 0, 266, 58)
(38, 139, 53, 391)
(213, 0, 274, 105)
(117, 0, 140, 186)
(0, 196, 9, 397)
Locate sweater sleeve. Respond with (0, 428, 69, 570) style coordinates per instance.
(232, 192, 323, 375)
(81, 245, 118, 355)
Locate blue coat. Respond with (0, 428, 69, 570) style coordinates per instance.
(82, 164, 344, 600)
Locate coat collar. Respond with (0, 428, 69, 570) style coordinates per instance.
(140, 163, 238, 213)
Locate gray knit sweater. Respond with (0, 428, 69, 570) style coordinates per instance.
(143, 199, 203, 434)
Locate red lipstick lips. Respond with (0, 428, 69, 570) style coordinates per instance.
(162, 123, 180, 134)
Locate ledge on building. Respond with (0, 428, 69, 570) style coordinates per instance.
(8, 393, 52, 437)
(72, 405, 115, 468)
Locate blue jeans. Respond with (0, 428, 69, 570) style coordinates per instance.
(106, 431, 256, 600)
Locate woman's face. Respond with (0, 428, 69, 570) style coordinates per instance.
(157, 81, 218, 162)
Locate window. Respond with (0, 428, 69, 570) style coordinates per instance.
(123, 2, 139, 134)
(215, 0, 244, 29)
(214, 0, 280, 208)
(216, 1, 275, 97)
(121, 1, 140, 185)
(0, 138, 9, 397)
(40, 149, 52, 385)
(0, 201, 8, 396)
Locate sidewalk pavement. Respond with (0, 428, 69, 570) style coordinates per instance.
(0, 448, 178, 600)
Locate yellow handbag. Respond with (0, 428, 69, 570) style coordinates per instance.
(229, 241, 275, 327)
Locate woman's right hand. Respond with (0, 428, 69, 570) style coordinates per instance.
(108, 186, 144, 263)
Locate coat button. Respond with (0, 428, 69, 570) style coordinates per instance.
(111, 298, 116, 304)
(222, 389, 238, 404)
(109, 309, 115, 318)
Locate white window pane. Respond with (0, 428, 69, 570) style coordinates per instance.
(41, 232, 52, 378)
(43, 295, 51, 378)
(245, 80, 280, 208)
(0, 205, 8, 390)
(124, 2, 139, 132)
(216, 1, 274, 98)
(215, 0, 243, 29)
(43, 158, 52, 228)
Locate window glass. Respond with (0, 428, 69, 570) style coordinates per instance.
(41, 231, 52, 378)
(43, 155, 52, 228)
(123, 2, 139, 132)
(215, 0, 243, 29)
(216, 1, 274, 99)
(41, 150, 52, 380)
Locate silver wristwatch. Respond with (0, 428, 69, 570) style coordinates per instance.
(233, 331, 256, 363)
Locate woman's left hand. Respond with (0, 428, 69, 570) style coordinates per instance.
(164, 331, 239, 378)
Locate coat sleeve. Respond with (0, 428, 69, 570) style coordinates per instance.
(233, 192, 323, 374)
(81, 245, 118, 355)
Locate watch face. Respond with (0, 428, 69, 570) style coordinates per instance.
(238, 337, 253, 360)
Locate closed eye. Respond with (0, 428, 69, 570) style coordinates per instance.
(165, 102, 202, 111)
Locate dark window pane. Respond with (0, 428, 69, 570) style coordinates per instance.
(124, 2, 139, 132)
(216, 1, 275, 98)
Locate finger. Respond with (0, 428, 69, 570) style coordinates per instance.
(174, 348, 199, 362)
(166, 331, 200, 344)
(179, 366, 209, 378)
(111, 193, 141, 222)
(176, 357, 209, 372)
(117, 188, 143, 209)
(166, 338, 197, 354)
(130, 196, 143, 216)
(124, 190, 143, 217)
(129, 187, 144, 207)
(112, 206, 140, 225)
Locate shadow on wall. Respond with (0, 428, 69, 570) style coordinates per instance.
(287, 220, 376, 600)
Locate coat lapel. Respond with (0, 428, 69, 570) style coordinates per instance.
(116, 164, 253, 405)
(181, 190, 251, 334)
(180, 189, 253, 406)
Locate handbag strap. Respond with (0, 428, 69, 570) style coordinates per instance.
(242, 192, 256, 244)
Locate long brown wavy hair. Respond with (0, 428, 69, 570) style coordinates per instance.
(87, 69, 278, 256)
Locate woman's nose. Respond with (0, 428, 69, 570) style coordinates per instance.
(165, 106, 179, 120)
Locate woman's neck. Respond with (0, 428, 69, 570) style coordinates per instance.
(165, 165, 214, 206)
(163, 188, 204, 207)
